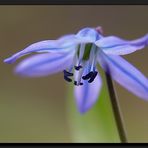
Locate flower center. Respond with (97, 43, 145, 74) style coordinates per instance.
(63, 43, 98, 86)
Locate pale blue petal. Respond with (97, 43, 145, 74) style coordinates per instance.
(4, 35, 77, 64)
(74, 66, 102, 113)
(15, 52, 74, 77)
(98, 51, 148, 100)
(76, 27, 103, 43)
(95, 34, 148, 55)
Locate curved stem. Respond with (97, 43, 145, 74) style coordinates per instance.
(105, 72, 128, 143)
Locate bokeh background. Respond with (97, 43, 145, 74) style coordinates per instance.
(0, 5, 148, 143)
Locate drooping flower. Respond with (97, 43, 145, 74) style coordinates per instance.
(4, 27, 148, 113)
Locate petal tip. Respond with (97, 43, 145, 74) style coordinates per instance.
(77, 104, 93, 114)
(3, 57, 14, 64)
(4, 55, 18, 64)
(78, 107, 88, 114)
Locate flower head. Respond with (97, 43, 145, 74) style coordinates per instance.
(4, 27, 148, 113)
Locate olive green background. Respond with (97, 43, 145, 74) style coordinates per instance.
(0, 6, 148, 142)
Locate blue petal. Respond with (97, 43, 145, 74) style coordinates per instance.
(15, 52, 74, 77)
(76, 27, 103, 43)
(95, 34, 148, 55)
(4, 34, 77, 64)
(74, 65, 102, 113)
(98, 51, 148, 100)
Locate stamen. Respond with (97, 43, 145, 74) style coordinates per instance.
(63, 43, 99, 85)
(63, 70, 73, 76)
(92, 49, 98, 72)
(89, 44, 98, 72)
(82, 71, 93, 80)
(74, 61, 85, 86)
(88, 44, 96, 72)
(74, 81, 77, 85)
(74, 81, 83, 86)
(78, 43, 85, 65)
(67, 45, 79, 74)
(74, 65, 83, 71)
(63, 70, 73, 83)
(64, 76, 72, 82)
(88, 71, 98, 83)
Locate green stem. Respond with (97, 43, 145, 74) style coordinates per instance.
(105, 72, 128, 143)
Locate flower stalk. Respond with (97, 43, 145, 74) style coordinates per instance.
(105, 72, 127, 143)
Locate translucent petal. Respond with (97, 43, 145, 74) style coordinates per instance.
(15, 52, 74, 77)
(76, 27, 102, 43)
(95, 34, 148, 55)
(74, 66, 102, 113)
(98, 51, 148, 100)
(4, 35, 77, 64)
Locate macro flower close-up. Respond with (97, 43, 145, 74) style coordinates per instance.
(4, 26, 148, 114)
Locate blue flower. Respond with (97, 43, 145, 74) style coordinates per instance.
(4, 27, 148, 113)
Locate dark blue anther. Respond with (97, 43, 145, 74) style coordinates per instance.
(82, 71, 93, 80)
(64, 76, 72, 82)
(63, 70, 73, 83)
(82, 71, 98, 83)
(63, 70, 73, 76)
(88, 71, 98, 83)
(74, 81, 83, 86)
(74, 81, 77, 85)
(74, 65, 83, 71)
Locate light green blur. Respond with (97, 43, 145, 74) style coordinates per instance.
(67, 68, 120, 142)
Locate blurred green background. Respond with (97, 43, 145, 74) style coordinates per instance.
(0, 6, 148, 143)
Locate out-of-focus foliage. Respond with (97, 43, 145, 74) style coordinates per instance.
(67, 68, 120, 142)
